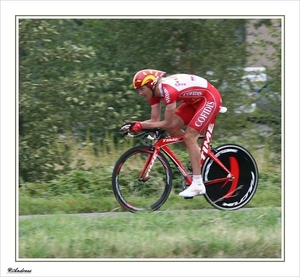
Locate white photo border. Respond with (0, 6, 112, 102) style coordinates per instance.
(1, 1, 299, 276)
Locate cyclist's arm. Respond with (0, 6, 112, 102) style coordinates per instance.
(141, 103, 161, 123)
(141, 102, 176, 129)
(150, 103, 161, 122)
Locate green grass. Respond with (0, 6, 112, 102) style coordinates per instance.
(19, 208, 282, 259)
(18, 173, 281, 215)
(18, 137, 282, 259)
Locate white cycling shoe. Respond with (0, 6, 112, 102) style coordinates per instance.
(179, 183, 206, 197)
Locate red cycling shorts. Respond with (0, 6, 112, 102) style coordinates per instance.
(175, 83, 222, 133)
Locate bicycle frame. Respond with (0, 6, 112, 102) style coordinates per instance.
(136, 111, 236, 192)
(115, 106, 258, 212)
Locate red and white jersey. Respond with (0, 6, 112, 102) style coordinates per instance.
(149, 74, 214, 106)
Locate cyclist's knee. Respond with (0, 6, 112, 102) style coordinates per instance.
(169, 115, 184, 129)
(166, 126, 183, 136)
(166, 116, 185, 135)
(183, 127, 199, 144)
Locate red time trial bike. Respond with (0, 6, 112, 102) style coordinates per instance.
(112, 106, 259, 213)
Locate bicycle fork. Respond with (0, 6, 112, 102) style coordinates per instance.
(138, 148, 158, 182)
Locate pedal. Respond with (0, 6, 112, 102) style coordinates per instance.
(184, 196, 194, 199)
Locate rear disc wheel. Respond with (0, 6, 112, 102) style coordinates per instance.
(202, 144, 259, 210)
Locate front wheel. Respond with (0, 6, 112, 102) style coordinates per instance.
(202, 144, 259, 210)
(112, 145, 173, 212)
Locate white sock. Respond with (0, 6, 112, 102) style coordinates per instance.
(192, 175, 203, 185)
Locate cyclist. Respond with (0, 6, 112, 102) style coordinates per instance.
(121, 69, 222, 198)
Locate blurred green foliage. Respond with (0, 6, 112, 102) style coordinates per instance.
(19, 18, 281, 183)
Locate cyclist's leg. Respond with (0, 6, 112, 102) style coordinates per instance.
(179, 124, 206, 197)
(166, 103, 195, 147)
(179, 86, 222, 197)
(179, 109, 207, 197)
(184, 126, 202, 175)
(165, 114, 185, 136)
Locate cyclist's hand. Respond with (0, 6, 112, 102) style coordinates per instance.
(120, 122, 143, 133)
(130, 121, 143, 133)
(120, 122, 131, 132)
